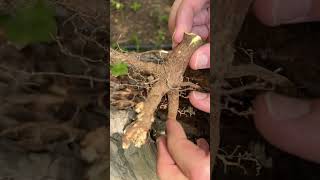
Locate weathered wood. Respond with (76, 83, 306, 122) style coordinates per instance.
(110, 103, 158, 180)
(121, 33, 204, 149)
(110, 133, 158, 180)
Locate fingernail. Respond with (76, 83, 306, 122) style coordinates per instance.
(192, 91, 208, 100)
(265, 92, 311, 121)
(172, 30, 176, 39)
(195, 53, 209, 69)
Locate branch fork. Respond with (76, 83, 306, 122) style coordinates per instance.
(111, 33, 205, 149)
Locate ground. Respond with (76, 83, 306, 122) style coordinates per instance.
(110, 0, 173, 50)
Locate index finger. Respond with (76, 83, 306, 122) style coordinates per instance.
(156, 136, 188, 180)
(166, 119, 210, 179)
(173, 0, 209, 44)
(168, 0, 183, 34)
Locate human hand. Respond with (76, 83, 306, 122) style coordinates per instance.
(253, 93, 320, 163)
(156, 119, 210, 180)
(169, 0, 210, 113)
(168, 0, 210, 46)
(252, 0, 320, 164)
(253, 0, 320, 26)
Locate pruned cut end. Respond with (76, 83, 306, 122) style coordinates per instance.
(184, 32, 200, 36)
(189, 35, 202, 46)
(184, 32, 203, 46)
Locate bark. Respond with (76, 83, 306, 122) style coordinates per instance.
(112, 33, 204, 149)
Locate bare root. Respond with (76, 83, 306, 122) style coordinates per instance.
(112, 33, 204, 149)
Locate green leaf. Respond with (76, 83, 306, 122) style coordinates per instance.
(111, 0, 124, 10)
(0, 0, 57, 44)
(159, 15, 169, 24)
(111, 62, 128, 77)
(130, 2, 142, 12)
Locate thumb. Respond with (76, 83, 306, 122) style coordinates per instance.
(189, 43, 210, 70)
(189, 91, 210, 113)
(253, 92, 320, 163)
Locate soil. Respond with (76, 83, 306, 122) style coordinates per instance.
(110, 0, 174, 50)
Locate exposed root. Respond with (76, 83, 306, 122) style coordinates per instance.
(178, 106, 196, 117)
(111, 27, 296, 153)
(226, 64, 294, 87)
(0, 122, 85, 151)
(122, 102, 154, 149)
(110, 49, 161, 74)
(217, 146, 263, 176)
(112, 33, 205, 149)
(167, 90, 179, 120)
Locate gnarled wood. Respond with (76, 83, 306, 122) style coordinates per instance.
(116, 33, 205, 149)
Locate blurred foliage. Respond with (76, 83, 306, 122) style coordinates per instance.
(0, 0, 57, 45)
(130, 33, 141, 51)
(111, 62, 128, 77)
(159, 14, 169, 24)
(155, 30, 166, 47)
(130, 2, 142, 12)
(111, 0, 124, 11)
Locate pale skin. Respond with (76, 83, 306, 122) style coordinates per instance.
(157, 0, 320, 179)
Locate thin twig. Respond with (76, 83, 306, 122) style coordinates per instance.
(222, 82, 272, 95)
(55, 36, 103, 64)
(31, 72, 107, 83)
(0, 64, 107, 83)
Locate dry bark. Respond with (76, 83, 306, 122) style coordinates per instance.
(111, 33, 204, 149)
